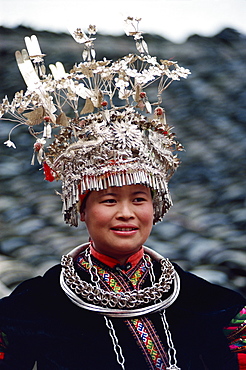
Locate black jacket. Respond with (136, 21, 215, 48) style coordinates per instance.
(0, 262, 245, 369)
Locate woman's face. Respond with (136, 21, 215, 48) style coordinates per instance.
(80, 184, 154, 263)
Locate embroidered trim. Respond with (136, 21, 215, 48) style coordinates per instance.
(60, 244, 180, 317)
(224, 306, 246, 353)
(0, 330, 8, 360)
(76, 248, 169, 369)
(126, 317, 168, 370)
(77, 252, 149, 290)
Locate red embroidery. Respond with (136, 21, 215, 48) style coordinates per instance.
(238, 353, 246, 370)
(0, 330, 8, 360)
(76, 251, 169, 369)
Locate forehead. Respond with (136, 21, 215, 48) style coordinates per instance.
(90, 184, 151, 198)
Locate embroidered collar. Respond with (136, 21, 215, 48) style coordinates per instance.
(60, 243, 180, 318)
(90, 244, 144, 270)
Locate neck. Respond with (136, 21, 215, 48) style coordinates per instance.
(90, 244, 144, 269)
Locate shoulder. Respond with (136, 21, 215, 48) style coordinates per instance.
(0, 265, 63, 320)
(172, 262, 246, 324)
(2, 264, 61, 297)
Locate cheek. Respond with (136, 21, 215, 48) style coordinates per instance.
(84, 206, 111, 227)
(140, 204, 154, 226)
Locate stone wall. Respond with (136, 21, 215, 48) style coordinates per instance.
(0, 26, 245, 296)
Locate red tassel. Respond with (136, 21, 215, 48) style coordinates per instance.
(43, 162, 55, 182)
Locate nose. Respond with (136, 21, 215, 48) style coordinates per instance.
(116, 201, 135, 220)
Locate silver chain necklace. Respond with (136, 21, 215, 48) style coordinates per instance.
(60, 243, 181, 369)
(60, 243, 180, 317)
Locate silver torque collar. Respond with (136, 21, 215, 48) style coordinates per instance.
(60, 243, 180, 318)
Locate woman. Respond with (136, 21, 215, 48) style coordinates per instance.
(0, 17, 245, 369)
(0, 183, 245, 369)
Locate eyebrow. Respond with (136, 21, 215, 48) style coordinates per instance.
(100, 192, 118, 197)
(132, 191, 149, 195)
(100, 191, 149, 197)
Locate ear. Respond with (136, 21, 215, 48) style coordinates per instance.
(80, 211, 85, 222)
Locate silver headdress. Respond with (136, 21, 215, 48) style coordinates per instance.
(0, 17, 190, 226)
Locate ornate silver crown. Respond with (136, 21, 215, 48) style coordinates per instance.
(0, 17, 190, 226)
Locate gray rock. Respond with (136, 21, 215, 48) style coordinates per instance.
(0, 26, 245, 295)
(189, 266, 228, 285)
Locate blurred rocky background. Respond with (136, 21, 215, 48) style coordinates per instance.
(0, 26, 245, 297)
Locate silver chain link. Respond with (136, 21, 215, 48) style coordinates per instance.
(160, 310, 181, 370)
(85, 247, 101, 287)
(60, 246, 181, 369)
(104, 316, 125, 370)
(143, 253, 156, 285)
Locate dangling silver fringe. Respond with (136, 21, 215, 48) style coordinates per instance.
(61, 170, 172, 226)
(160, 310, 181, 370)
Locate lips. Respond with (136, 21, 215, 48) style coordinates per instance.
(111, 225, 138, 231)
(111, 227, 138, 231)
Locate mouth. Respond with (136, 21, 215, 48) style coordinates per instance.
(111, 227, 138, 231)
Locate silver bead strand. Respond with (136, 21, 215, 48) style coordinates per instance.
(160, 310, 181, 370)
(104, 316, 126, 370)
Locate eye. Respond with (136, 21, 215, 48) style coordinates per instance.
(133, 197, 146, 203)
(101, 198, 117, 204)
